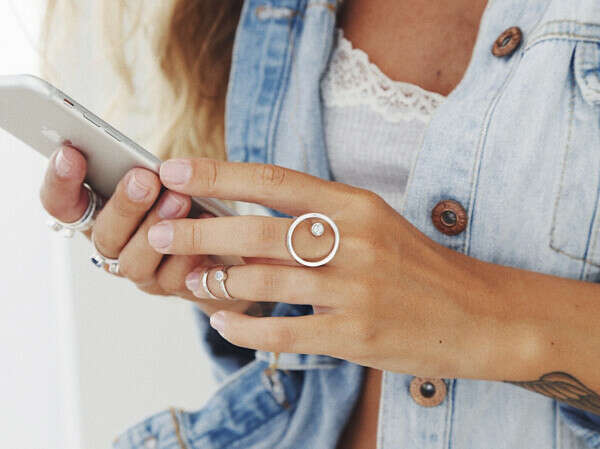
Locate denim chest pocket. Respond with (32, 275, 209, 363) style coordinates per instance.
(549, 40, 600, 268)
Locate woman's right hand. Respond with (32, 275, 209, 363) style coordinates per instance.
(39, 145, 252, 316)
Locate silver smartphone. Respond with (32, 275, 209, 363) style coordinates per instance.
(0, 74, 244, 266)
(0, 74, 237, 219)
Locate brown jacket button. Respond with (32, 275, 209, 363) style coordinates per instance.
(492, 27, 523, 57)
(409, 377, 447, 407)
(431, 200, 467, 235)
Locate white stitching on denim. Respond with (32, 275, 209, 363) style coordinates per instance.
(375, 370, 388, 449)
(463, 52, 523, 255)
(442, 379, 454, 449)
(548, 88, 575, 259)
(544, 86, 600, 269)
(525, 34, 600, 52)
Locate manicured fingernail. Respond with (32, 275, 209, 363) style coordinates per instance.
(210, 311, 226, 334)
(185, 271, 201, 292)
(148, 222, 173, 249)
(160, 160, 192, 185)
(126, 171, 152, 201)
(158, 193, 185, 219)
(55, 148, 74, 178)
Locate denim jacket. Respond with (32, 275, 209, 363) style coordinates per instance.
(114, 0, 600, 447)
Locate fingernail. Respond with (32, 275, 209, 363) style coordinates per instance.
(127, 172, 151, 202)
(161, 160, 192, 185)
(148, 222, 173, 249)
(55, 148, 74, 178)
(185, 271, 201, 292)
(210, 311, 226, 334)
(158, 193, 185, 219)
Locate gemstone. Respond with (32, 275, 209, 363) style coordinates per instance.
(215, 270, 227, 281)
(311, 222, 325, 237)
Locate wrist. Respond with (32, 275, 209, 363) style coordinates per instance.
(466, 259, 551, 382)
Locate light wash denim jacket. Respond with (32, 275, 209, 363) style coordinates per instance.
(114, 0, 600, 447)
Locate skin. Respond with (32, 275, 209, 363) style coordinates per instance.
(39, 0, 600, 448)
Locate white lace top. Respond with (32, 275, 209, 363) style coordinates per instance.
(321, 29, 446, 209)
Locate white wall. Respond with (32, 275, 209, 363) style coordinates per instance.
(0, 3, 217, 448)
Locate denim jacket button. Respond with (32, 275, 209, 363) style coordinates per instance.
(492, 27, 523, 57)
(431, 200, 468, 235)
(409, 377, 447, 407)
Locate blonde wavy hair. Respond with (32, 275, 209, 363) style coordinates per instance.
(40, 0, 243, 161)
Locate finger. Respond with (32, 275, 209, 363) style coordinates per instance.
(93, 168, 161, 258)
(117, 191, 192, 285)
(154, 253, 206, 294)
(159, 157, 355, 216)
(209, 311, 337, 354)
(148, 216, 336, 262)
(184, 264, 340, 306)
(40, 146, 90, 223)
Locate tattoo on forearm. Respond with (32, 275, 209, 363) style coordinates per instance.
(505, 372, 600, 414)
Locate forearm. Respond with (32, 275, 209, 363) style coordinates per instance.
(452, 248, 600, 414)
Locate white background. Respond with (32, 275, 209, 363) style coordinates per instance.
(0, 2, 217, 448)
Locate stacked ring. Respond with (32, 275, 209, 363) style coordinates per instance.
(199, 265, 237, 301)
(214, 265, 236, 300)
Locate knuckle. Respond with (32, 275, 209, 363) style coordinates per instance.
(356, 188, 383, 210)
(257, 218, 280, 247)
(93, 231, 121, 258)
(353, 317, 378, 353)
(112, 194, 144, 219)
(120, 264, 151, 285)
(201, 158, 219, 194)
(191, 221, 203, 252)
(254, 164, 286, 188)
(255, 268, 280, 300)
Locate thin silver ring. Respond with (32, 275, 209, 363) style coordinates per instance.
(201, 268, 219, 300)
(90, 230, 120, 274)
(214, 265, 237, 300)
(286, 212, 340, 267)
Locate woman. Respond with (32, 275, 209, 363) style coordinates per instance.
(40, 0, 600, 448)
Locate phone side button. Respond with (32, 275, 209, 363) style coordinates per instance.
(104, 128, 122, 142)
(83, 113, 101, 127)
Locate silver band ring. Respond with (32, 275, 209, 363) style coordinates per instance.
(90, 231, 120, 275)
(214, 265, 237, 300)
(201, 268, 219, 300)
(286, 212, 340, 267)
(46, 182, 103, 238)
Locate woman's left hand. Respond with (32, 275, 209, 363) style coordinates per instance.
(148, 157, 494, 378)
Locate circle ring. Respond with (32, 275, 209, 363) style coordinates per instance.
(286, 213, 340, 267)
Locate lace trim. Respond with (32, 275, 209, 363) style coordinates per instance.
(321, 29, 446, 123)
